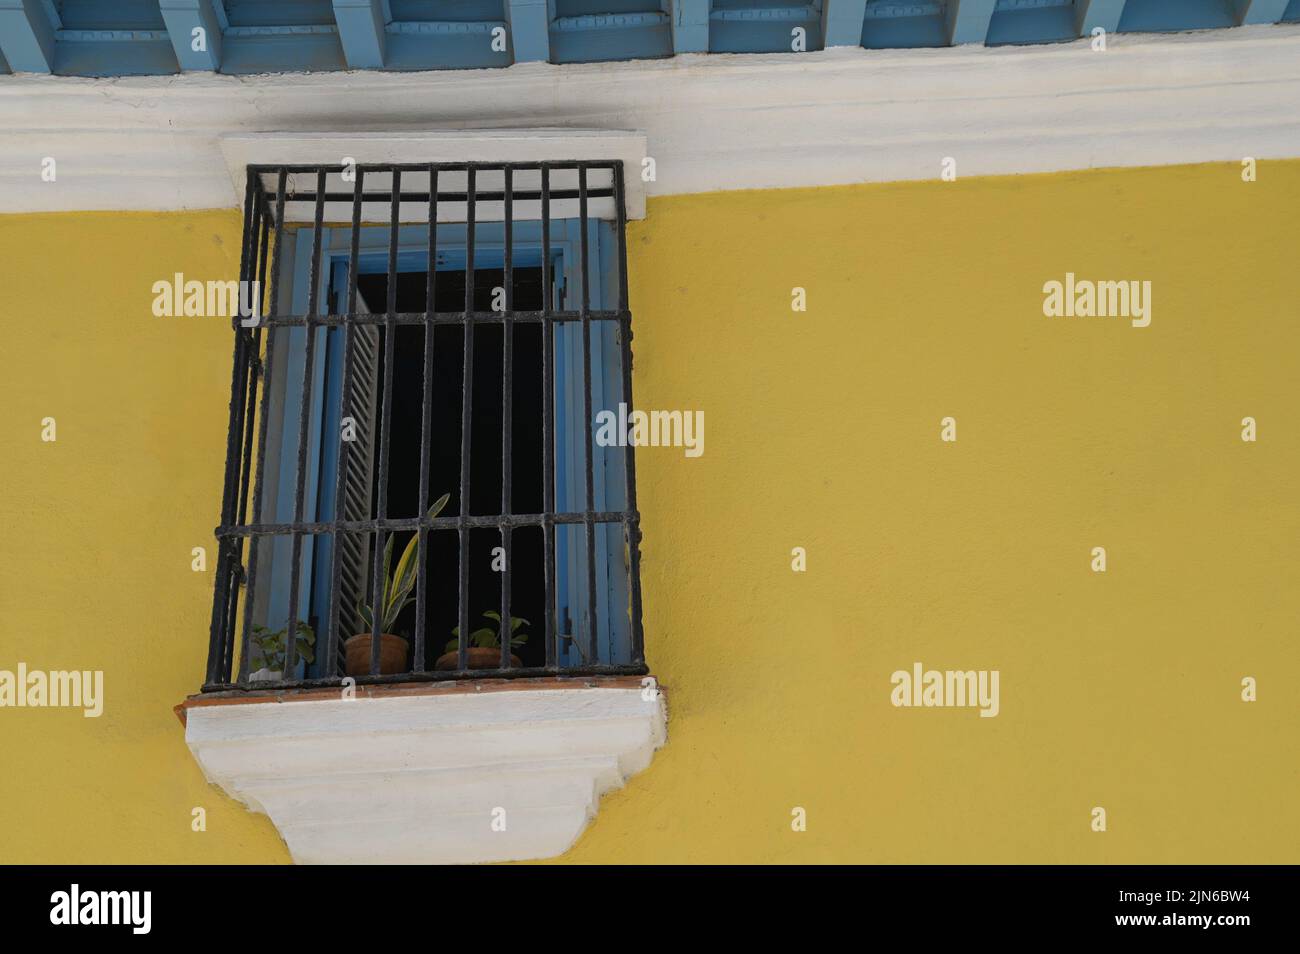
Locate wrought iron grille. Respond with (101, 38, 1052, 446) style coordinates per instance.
(204, 160, 646, 691)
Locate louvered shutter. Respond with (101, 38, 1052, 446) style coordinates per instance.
(333, 289, 379, 658)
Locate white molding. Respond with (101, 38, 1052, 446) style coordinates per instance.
(1, 25, 1299, 213)
(184, 686, 668, 864)
(219, 129, 649, 220)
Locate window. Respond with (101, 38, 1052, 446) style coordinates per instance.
(204, 160, 646, 690)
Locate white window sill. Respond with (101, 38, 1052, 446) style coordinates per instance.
(181, 678, 667, 864)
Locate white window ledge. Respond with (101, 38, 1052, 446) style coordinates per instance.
(218, 129, 649, 221)
(182, 681, 667, 864)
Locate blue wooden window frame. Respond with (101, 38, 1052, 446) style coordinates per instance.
(254, 217, 631, 674)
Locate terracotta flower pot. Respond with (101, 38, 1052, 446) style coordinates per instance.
(344, 633, 408, 676)
(434, 647, 522, 671)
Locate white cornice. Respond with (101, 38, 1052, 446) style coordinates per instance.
(1, 25, 1299, 213)
(184, 685, 668, 864)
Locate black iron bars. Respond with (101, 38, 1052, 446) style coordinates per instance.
(204, 161, 648, 693)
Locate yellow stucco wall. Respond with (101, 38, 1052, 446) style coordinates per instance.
(2, 162, 1297, 864)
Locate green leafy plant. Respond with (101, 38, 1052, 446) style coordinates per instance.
(250, 621, 315, 672)
(445, 611, 530, 653)
(357, 493, 451, 634)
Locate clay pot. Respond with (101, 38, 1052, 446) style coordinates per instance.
(434, 647, 522, 671)
(344, 634, 408, 676)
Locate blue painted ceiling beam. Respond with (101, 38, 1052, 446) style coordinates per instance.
(1235, 0, 1291, 23)
(159, 0, 224, 71)
(671, 0, 710, 52)
(0, 0, 57, 72)
(0, 0, 1292, 75)
(945, 0, 996, 45)
(333, 0, 387, 68)
(822, 0, 867, 47)
(1075, 0, 1128, 33)
(507, 0, 551, 61)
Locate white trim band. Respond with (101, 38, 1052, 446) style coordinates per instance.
(1, 25, 1299, 213)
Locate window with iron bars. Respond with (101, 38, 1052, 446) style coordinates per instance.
(204, 160, 646, 691)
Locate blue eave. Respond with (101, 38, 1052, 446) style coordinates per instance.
(987, 1, 1077, 47)
(0, 1, 1294, 76)
(551, 11, 674, 63)
(710, 3, 825, 54)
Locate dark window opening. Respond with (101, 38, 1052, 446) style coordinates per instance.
(349, 267, 549, 670)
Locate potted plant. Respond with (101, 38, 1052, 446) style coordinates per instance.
(346, 492, 450, 677)
(248, 620, 315, 683)
(436, 611, 529, 670)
